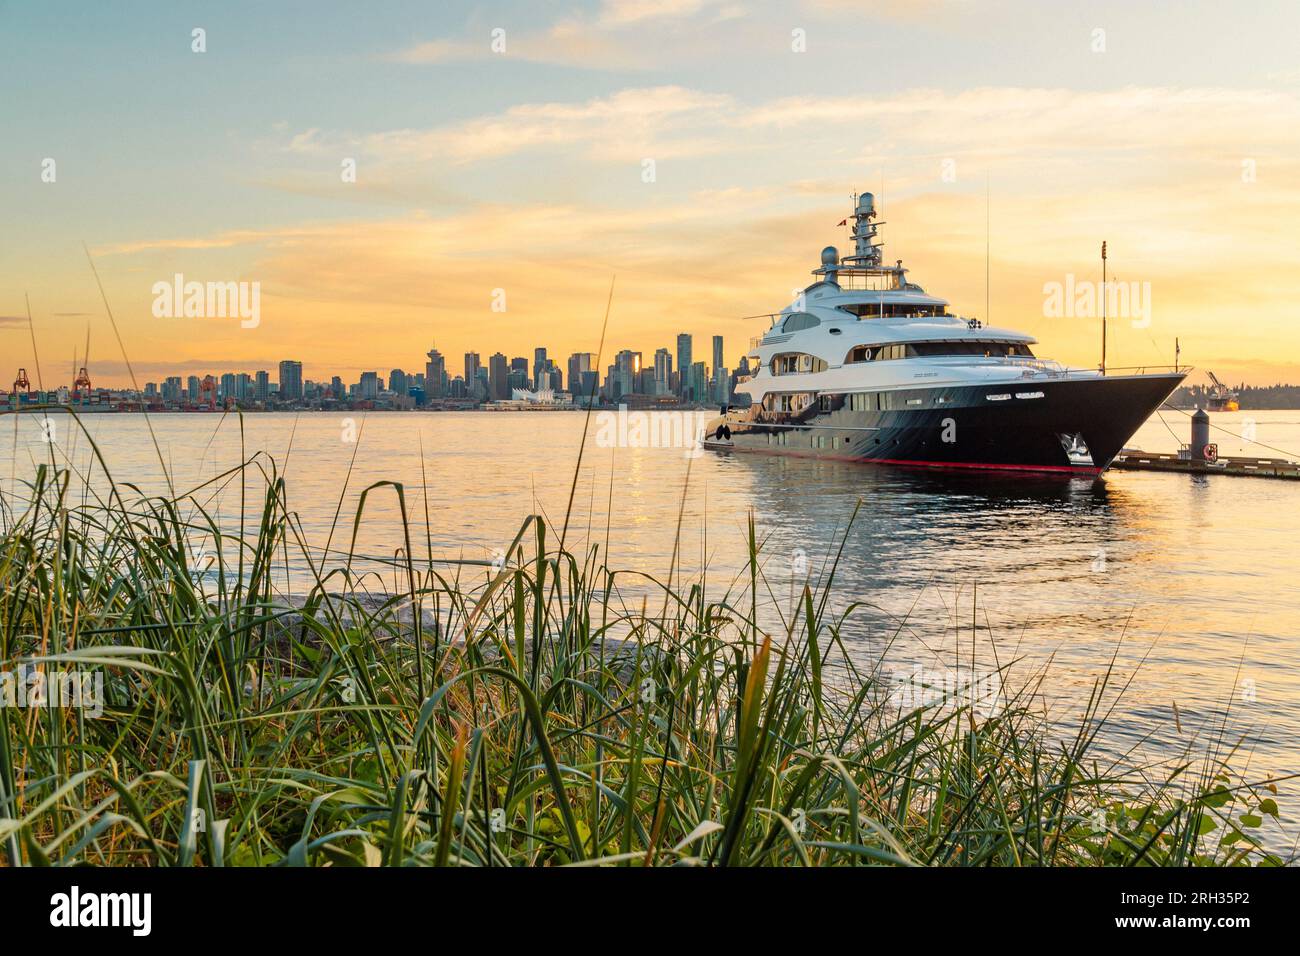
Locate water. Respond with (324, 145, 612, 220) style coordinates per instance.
(3, 406, 1298, 852)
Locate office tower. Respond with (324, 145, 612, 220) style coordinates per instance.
(566, 352, 595, 397)
(425, 349, 446, 398)
(331, 375, 345, 399)
(653, 348, 673, 396)
(278, 360, 303, 401)
(236, 373, 252, 401)
(388, 369, 408, 395)
(489, 352, 509, 400)
(360, 371, 379, 400)
(464, 352, 481, 387)
(255, 370, 270, 402)
(610, 350, 639, 399)
(690, 361, 707, 403)
(531, 361, 559, 393)
(714, 367, 731, 403)
(187, 375, 200, 401)
(712, 335, 724, 378)
(533, 348, 547, 389)
(676, 334, 692, 397)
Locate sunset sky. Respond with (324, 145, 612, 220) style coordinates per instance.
(3, 0, 1299, 388)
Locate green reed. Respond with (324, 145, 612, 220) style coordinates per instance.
(0, 410, 1288, 866)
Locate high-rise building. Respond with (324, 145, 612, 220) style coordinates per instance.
(360, 371, 379, 400)
(388, 368, 408, 396)
(610, 350, 640, 400)
(255, 370, 270, 402)
(676, 333, 692, 397)
(533, 348, 547, 390)
(464, 352, 481, 387)
(567, 353, 595, 398)
(187, 375, 201, 401)
(330, 375, 345, 399)
(163, 376, 182, 403)
(489, 352, 509, 400)
(653, 348, 673, 396)
(690, 361, 707, 404)
(278, 360, 303, 401)
(712, 335, 724, 379)
(425, 349, 446, 398)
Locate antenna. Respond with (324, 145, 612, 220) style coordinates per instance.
(985, 171, 990, 325)
(1101, 241, 1108, 375)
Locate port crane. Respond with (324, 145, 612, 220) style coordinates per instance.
(10, 368, 32, 406)
(1205, 371, 1239, 412)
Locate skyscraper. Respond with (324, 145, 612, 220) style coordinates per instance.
(425, 349, 446, 398)
(690, 361, 707, 404)
(653, 348, 672, 396)
(255, 370, 270, 402)
(506, 357, 528, 394)
(489, 352, 509, 400)
(567, 352, 595, 398)
(464, 352, 480, 385)
(712, 336, 724, 379)
(360, 371, 379, 400)
(278, 360, 303, 401)
(533, 348, 547, 390)
(676, 334, 692, 398)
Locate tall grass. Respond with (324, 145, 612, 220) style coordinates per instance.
(0, 411, 1287, 867)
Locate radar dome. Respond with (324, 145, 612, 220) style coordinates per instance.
(821, 246, 839, 265)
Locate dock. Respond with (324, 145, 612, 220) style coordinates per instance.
(1111, 450, 1300, 480)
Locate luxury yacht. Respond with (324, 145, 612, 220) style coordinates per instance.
(703, 193, 1185, 475)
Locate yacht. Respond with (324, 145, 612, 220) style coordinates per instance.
(703, 193, 1185, 475)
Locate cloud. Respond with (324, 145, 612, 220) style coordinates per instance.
(278, 86, 735, 165)
(384, 1, 749, 69)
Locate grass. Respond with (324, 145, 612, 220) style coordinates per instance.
(0, 407, 1289, 867)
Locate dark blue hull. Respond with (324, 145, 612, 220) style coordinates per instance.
(705, 372, 1185, 475)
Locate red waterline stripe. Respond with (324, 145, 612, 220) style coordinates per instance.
(711, 444, 1101, 475)
(873, 457, 1102, 475)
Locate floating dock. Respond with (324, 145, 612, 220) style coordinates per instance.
(1111, 450, 1300, 480)
(1110, 406, 1300, 480)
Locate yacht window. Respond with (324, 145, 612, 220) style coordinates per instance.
(781, 312, 820, 333)
(771, 352, 828, 375)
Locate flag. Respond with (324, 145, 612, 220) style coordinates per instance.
(837, 219, 847, 226)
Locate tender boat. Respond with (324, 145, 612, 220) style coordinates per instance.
(704, 193, 1186, 475)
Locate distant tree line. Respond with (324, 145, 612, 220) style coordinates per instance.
(1170, 384, 1300, 409)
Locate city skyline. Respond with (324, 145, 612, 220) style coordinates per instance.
(4, 2, 1300, 387)
(6, 328, 743, 410)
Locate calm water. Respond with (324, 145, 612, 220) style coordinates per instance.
(3, 406, 1298, 851)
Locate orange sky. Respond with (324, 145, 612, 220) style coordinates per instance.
(4, 2, 1299, 389)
